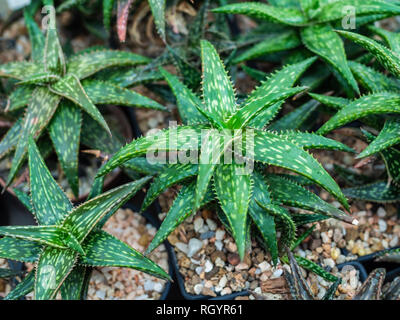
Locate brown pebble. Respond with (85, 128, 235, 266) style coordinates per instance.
(202, 287, 217, 297)
(211, 250, 226, 263)
(227, 253, 240, 266)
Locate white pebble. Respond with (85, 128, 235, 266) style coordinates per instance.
(175, 242, 188, 254)
(206, 219, 217, 231)
(144, 280, 154, 291)
(215, 230, 225, 241)
(194, 284, 203, 295)
(221, 287, 232, 296)
(377, 207, 386, 217)
(195, 266, 203, 275)
(317, 287, 327, 300)
(271, 269, 283, 279)
(96, 290, 106, 299)
(219, 276, 228, 288)
(153, 282, 163, 293)
(215, 240, 223, 251)
(321, 232, 330, 243)
(258, 261, 271, 272)
(390, 236, 399, 247)
(204, 260, 214, 273)
(378, 219, 387, 233)
(187, 238, 203, 257)
(323, 258, 335, 269)
(194, 217, 204, 233)
(215, 257, 225, 268)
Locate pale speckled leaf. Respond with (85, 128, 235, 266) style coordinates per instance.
(146, 181, 214, 254)
(24, 9, 45, 63)
(148, 0, 166, 40)
(317, 92, 400, 135)
(0, 118, 22, 160)
(62, 177, 151, 243)
(4, 270, 35, 300)
(35, 247, 78, 300)
(60, 265, 87, 300)
(80, 230, 170, 280)
(7, 88, 61, 186)
(308, 93, 348, 111)
(8, 86, 34, 111)
(49, 101, 82, 198)
(344, 182, 400, 203)
(369, 25, 400, 54)
(0, 61, 43, 80)
(212, 2, 308, 26)
(82, 79, 166, 111)
(337, 30, 400, 78)
(67, 50, 150, 79)
(214, 164, 252, 260)
(44, 24, 66, 75)
(50, 74, 110, 135)
(0, 237, 41, 263)
(141, 164, 198, 212)
(159, 68, 206, 124)
(253, 130, 349, 209)
(13, 188, 34, 212)
(301, 24, 359, 94)
(28, 137, 73, 225)
(201, 40, 237, 124)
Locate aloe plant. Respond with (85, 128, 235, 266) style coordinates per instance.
(213, 0, 400, 95)
(0, 138, 169, 300)
(95, 40, 355, 263)
(0, 8, 166, 197)
(313, 27, 400, 203)
(284, 250, 400, 300)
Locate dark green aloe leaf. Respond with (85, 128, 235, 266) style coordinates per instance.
(8, 86, 34, 112)
(168, 47, 201, 91)
(212, 2, 308, 26)
(48, 101, 82, 198)
(349, 61, 400, 93)
(141, 164, 198, 212)
(232, 30, 301, 64)
(17, 72, 60, 86)
(80, 230, 170, 280)
(50, 74, 110, 135)
(67, 50, 150, 79)
(146, 181, 214, 254)
(266, 174, 354, 224)
(241, 65, 267, 82)
(7, 88, 61, 187)
(323, 278, 341, 300)
(103, 0, 116, 31)
(359, 119, 400, 158)
(0, 118, 22, 160)
(123, 157, 166, 175)
(44, 19, 66, 75)
(317, 92, 400, 135)
(308, 93, 349, 111)
(0, 237, 41, 263)
(344, 182, 400, 203)
(13, 188, 34, 212)
(291, 213, 329, 226)
(253, 131, 349, 209)
(291, 224, 316, 250)
(23, 9, 45, 63)
(0, 61, 43, 80)
(214, 164, 252, 260)
(35, 247, 78, 300)
(368, 25, 400, 54)
(0, 225, 84, 254)
(4, 270, 35, 300)
(301, 24, 359, 94)
(148, 0, 166, 40)
(28, 137, 73, 225)
(60, 265, 87, 300)
(201, 40, 237, 124)
(337, 30, 400, 78)
(82, 80, 166, 111)
(62, 177, 151, 243)
(294, 255, 338, 282)
(159, 67, 205, 125)
(268, 100, 319, 132)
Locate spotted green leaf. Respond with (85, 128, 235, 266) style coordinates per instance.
(23, 9, 45, 63)
(8, 86, 35, 112)
(83, 79, 166, 111)
(13, 188, 34, 212)
(0, 62, 43, 80)
(7, 88, 61, 186)
(344, 182, 400, 203)
(0, 237, 41, 263)
(317, 92, 400, 135)
(214, 164, 252, 260)
(50, 74, 110, 135)
(67, 50, 150, 79)
(48, 102, 82, 198)
(301, 24, 359, 94)
(368, 25, 400, 54)
(28, 137, 73, 225)
(0, 118, 22, 160)
(141, 164, 198, 212)
(4, 270, 35, 300)
(62, 177, 151, 243)
(148, 0, 166, 40)
(212, 2, 308, 26)
(308, 93, 349, 111)
(253, 131, 349, 209)
(146, 181, 214, 254)
(337, 30, 400, 78)
(44, 21, 66, 75)
(17, 72, 60, 86)
(60, 265, 88, 300)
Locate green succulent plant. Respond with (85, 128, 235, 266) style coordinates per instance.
(283, 250, 400, 300)
(0, 138, 169, 300)
(95, 40, 355, 263)
(312, 27, 400, 203)
(0, 8, 166, 197)
(213, 0, 400, 95)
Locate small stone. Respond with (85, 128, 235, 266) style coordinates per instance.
(215, 240, 223, 251)
(317, 287, 327, 300)
(227, 253, 240, 266)
(235, 263, 249, 271)
(215, 230, 225, 241)
(377, 207, 386, 217)
(144, 280, 155, 291)
(331, 248, 340, 261)
(256, 252, 265, 263)
(180, 256, 191, 268)
(195, 267, 203, 275)
(187, 238, 203, 257)
(221, 287, 232, 296)
(271, 269, 283, 279)
(194, 284, 203, 295)
(321, 232, 330, 244)
(390, 236, 398, 247)
(202, 287, 217, 297)
(218, 275, 228, 288)
(336, 255, 346, 264)
(175, 242, 188, 254)
(211, 250, 226, 263)
(378, 219, 387, 233)
(96, 290, 106, 299)
(200, 231, 215, 240)
(194, 217, 204, 233)
(227, 242, 237, 253)
(153, 282, 163, 293)
(215, 257, 225, 268)
(324, 258, 335, 269)
(258, 261, 271, 273)
(206, 219, 217, 231)
(204, 260, 214, 273)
